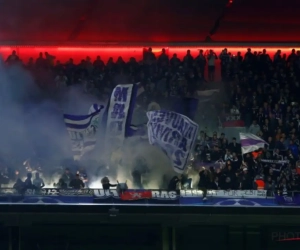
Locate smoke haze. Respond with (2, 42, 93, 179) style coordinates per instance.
(0, 60, 179, 189)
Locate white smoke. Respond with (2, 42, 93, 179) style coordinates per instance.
(0, 59, 178, 189)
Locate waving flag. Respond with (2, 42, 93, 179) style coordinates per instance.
(147, 110, 199, 173)
(64, 107, 102, 160)
(103, 83, 140, 152)
(240, 133, 268, 154)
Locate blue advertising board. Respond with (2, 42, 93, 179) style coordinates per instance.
(180, 197, 277, 206)
(0, 188, 296, 207)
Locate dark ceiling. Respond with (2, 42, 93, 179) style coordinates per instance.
(0, 0, 299, 44)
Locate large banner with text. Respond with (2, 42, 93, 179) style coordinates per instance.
(147, 110, 199, 173)
(0, 188, 293, 207)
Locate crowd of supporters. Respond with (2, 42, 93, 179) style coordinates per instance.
(12, 166, 89, 194)
(192, 133, 300, 196)
(192, 48, 300, 195)
(2, 47, 300, 195)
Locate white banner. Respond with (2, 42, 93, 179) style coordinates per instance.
(147, 110, 198, 173)
(180, 189, 267, 199)
(106, 84, 133, 150)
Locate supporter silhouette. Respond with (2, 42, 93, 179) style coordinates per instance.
(101, 177, 117, 190)
(210, 176, 220, 190)
(69, 174, 85, 189)
(157, 48, 169, 68)
(228, 137, 240, 154)
(33, 172, 45, 191)
(168, 176, 180, 191)
(264, 176, 275, 195)
(198, 167, 211, 201)
(54, 178, 68, 189)
(6, 50, 19, 64)
(207, 50, 218, 82)
(180, 174, 192, 190)
(24, 173, 34, 190)
(61, 168, 74, 187)
(277, 178, 292, 196)
(240, 168, 253, 190)
(13, 178, 26, 195)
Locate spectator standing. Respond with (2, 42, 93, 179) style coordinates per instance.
(101, 176, 117, 190)
(198, 167, 211, 201)
(248, 120, 261, 135)
(6, 50, 19, 65)
(207, 50, 218, 82)
(61, 168, 74, 187)
(33, 172, 45, 191)
(69, 174, 85, 189)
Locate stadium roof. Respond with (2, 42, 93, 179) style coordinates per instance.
(0, 0, 299, 45)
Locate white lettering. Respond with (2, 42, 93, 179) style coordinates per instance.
(25, 189, 35, 195)
(180, 190, 203, 197)
(180, 190, 267, 198)
(94, 189, 119, 198)
(192, 190, 199, 196)
(151, 191, 160, 198)
(106, 84, 133, 150)
(147, 110, 199, 172)
(151, 191, 177, 199)
(160, 191, 169, 199)
(45, 189, 59, 196)
(168, 191, 177, 199)
(181, 190, 190, 197)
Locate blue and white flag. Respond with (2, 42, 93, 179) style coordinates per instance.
(147, 110, 199, 173)
(64, 106, 103, 160)
(104, 84, 138, 151)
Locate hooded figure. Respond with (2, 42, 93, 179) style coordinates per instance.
(101, 176, 117, 190)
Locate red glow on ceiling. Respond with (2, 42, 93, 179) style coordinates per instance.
(0, 46, 298, 64)
(227, 0, 233, 7)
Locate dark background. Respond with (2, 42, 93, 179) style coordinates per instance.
(2, 206, 300, 250)
(0, 224, 299, 250)
(0, 0, 300, 43)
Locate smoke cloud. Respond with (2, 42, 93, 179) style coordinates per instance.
(0, 60, 179, 189)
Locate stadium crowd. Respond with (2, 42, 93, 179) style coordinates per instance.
(192, 48, 300, 196)
(1, 47, 300, 196)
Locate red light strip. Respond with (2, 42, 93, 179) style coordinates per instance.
(55, 46, 300, 52)
(0, 46, 299, 63)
